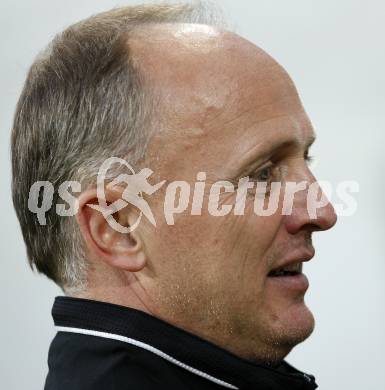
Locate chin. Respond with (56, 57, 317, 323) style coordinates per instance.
(273, 302, 315, 353)
(241, 302, 315, 365)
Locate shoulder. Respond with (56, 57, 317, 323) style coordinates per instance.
(44, 332, 195, 390)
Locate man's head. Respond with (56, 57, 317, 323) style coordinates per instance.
(11, 2, 221, 293)
(11, 3, 337, 364)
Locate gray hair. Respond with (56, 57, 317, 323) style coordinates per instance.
(11, 2, 224, 295)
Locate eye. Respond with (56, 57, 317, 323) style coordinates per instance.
(255, 165, 273, 182)
(304, 151, 315, 167)
(250, 162, 278, 183)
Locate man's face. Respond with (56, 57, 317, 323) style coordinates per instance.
(131, 25, 337, 362)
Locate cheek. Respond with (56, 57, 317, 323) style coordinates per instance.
(224, 210, 285, 304)
(238, 202, 284, 268)
(142, 193, 284, 293)
(142, 210, 228, 281)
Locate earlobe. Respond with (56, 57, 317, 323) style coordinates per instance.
(76, 188, 147, 273)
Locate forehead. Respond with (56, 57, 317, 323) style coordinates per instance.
(130, 25, 314, 177)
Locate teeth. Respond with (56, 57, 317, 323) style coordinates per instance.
(268, 262, 302, 277)
(281, 262, 301, 273)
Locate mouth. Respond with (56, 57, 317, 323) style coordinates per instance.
(266, 260, 310, 292)
(267, 261, 302, 277)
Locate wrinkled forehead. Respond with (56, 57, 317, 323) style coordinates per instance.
(129, 24, 310, 175)
(129, 23, 292, 114)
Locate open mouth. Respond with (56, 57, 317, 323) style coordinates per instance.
(267, 262, 302, 277)
(265, 258, 310, 291)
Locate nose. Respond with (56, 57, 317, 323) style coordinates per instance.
(284, 170, 338, 235)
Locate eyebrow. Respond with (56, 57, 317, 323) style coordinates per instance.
(305, 134, 316, 149)
(235, 133, 316, 179)
(266, 133, 316, 157)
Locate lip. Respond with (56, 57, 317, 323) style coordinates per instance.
(268, 249, 315, 274)
(266, 273, 309, 292)
(265, 249, 315, 292)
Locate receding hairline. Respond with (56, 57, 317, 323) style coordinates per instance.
(131, 21, 224, 37)
(127, 22, 273, 67)
(11, 2, 231, 294)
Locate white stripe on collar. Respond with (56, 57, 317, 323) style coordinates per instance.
(55, 326, 239, 390)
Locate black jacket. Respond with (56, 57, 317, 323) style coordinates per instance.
(44, 296, 318, 390)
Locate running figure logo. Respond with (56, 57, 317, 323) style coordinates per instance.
(89, 157, 165, 233)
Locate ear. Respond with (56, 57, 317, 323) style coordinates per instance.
(76, 186, 146, 272)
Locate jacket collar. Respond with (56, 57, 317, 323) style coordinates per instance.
(52, 296, 317, 390)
